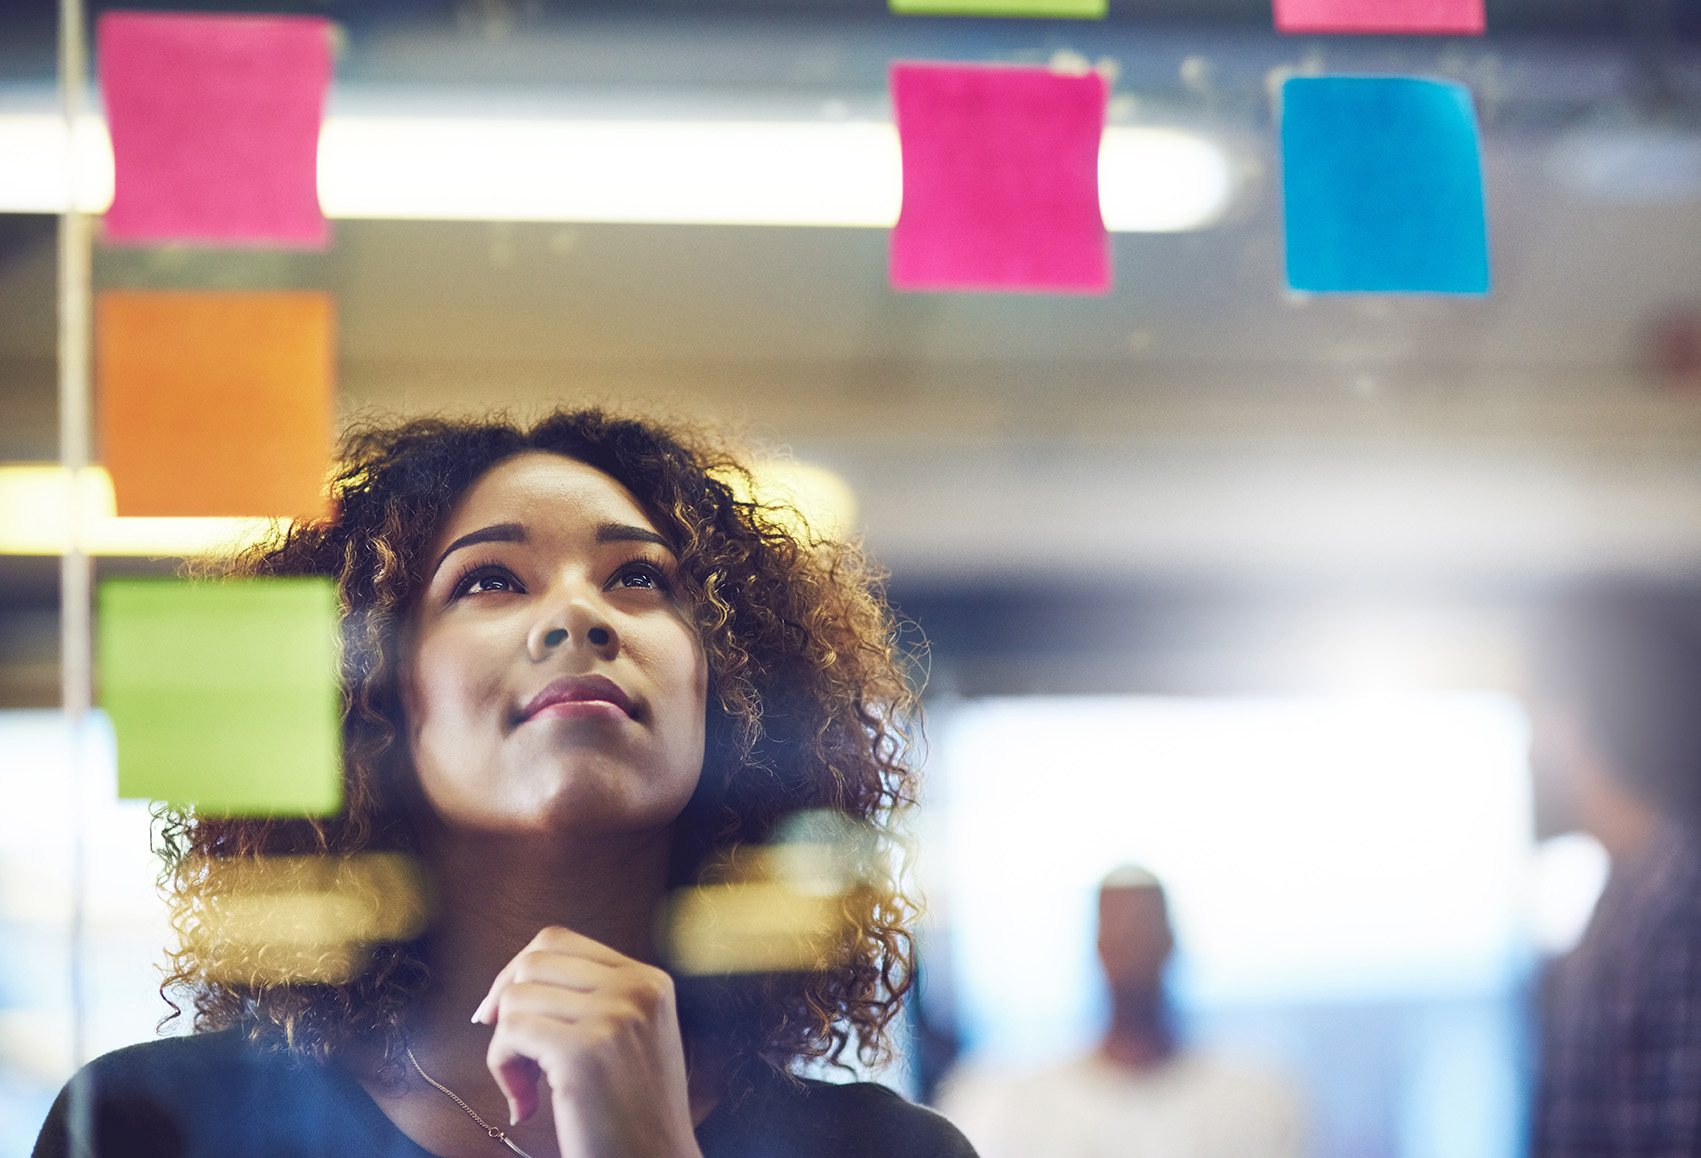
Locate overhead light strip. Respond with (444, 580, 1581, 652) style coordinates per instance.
(0, 461, 859, 558)
(0, 113, 1234, 232)
(0, 465, 278, 557)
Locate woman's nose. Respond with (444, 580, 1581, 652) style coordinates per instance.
(528, 601, 618, 662)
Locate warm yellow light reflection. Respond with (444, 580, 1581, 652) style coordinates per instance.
(666, 882, 848, 976)
(186, 852, 431, 986)
(0, 465, 279, 556)
(725, 459, 860, 541)
(664, 809, 873, 976)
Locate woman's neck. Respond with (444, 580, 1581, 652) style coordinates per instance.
(421, 823, 674, 1020)
(348, 822, 724, 1155)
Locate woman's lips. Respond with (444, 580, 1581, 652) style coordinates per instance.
(530, 699, 628, 723)
(519, 674, 636, 723)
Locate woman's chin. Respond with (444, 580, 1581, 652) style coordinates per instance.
(430, 779, 687, 839)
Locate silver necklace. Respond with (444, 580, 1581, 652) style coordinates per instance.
(406, 1044, 539, 1158)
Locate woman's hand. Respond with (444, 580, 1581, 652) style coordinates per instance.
(473, 926, 704, 1158)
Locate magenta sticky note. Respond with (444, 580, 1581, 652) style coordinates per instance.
(98, 11, 332, 247)
(1274, 0, 1484, 34)
(891, 63, 1110, 294)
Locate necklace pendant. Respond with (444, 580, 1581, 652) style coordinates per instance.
(408, 1043, 537, 1158)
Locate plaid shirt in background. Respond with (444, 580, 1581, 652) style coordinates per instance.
(1533, 821, 1701, 1158)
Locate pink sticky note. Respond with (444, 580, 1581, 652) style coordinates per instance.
(98, 11, 332, 247)
(891, 63, 1110, 294)
(1274, 0, 1484, 34)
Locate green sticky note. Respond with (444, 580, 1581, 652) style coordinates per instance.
(890, 0, 1106, 16)
(100, 577, 342, 816)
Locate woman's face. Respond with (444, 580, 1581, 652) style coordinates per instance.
(402, 452, 708, 836)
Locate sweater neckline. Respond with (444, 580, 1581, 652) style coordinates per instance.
(323, 1049, 766, 1157)
(320, 1057, 443, 1157)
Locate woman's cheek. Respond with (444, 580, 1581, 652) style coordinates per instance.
(404, 634, 495, 776)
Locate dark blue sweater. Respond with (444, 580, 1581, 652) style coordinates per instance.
(34, 1030, 977, 1158)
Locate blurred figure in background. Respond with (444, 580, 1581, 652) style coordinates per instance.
(937, 866, 1306, 1158)
(1529, 592, 1701, 1157)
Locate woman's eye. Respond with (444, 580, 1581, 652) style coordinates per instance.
(613, 562, 671, 591)
(453, 567, 523, 598)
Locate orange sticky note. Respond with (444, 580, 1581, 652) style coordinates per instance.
(97, 291, 335, 518)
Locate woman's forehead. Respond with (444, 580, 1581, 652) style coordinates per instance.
(445, 452, 654, 534)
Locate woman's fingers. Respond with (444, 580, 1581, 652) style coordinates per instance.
(486, 1003, 587, 1123)
(472, 927, 699, 1155)
(489, 1043, 544, 1126)
(471, 924, 629, 1023)
(521, 924, 633, 966)
(472, 944, 613, 1024)
(483, 986, 657, 1124)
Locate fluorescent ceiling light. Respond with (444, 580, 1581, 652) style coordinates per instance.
(321, 117, 904, 227)
(0, 462, 859, 557)
(0, 113, 1234, 231)
(1098, 128, 1235, 232)
(0, 113, 112, 214)
(0, 465, 278, 557)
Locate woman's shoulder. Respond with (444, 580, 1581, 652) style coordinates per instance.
(33, 1029, 427, 1158)
(700, 1068, 979, 1158)
(57, 1027, 337, 1102)
(40, 1028, 269, 1115)
(70, 1027, 252, 1080)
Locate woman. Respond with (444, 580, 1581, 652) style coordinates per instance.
(35, 409, 975, 1158)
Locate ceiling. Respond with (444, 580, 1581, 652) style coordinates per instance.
(5, 6, 1701, 704)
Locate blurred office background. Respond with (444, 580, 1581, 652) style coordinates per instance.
(5, 0, 1701, 1154)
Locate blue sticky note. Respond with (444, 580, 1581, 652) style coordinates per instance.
(1281, 77, 1489, 294)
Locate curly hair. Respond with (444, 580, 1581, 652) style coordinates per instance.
(155, 407, 924, 1081)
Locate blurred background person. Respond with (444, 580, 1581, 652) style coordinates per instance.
(1529, 591, 1701, 1157)
(937, 866, 1306, 1158)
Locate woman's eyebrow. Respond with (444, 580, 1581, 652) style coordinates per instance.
(596, 522, 673, 551)
(433, 522, 527, 576)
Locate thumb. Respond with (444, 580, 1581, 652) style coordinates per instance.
(491, 1051, 544, 1125)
